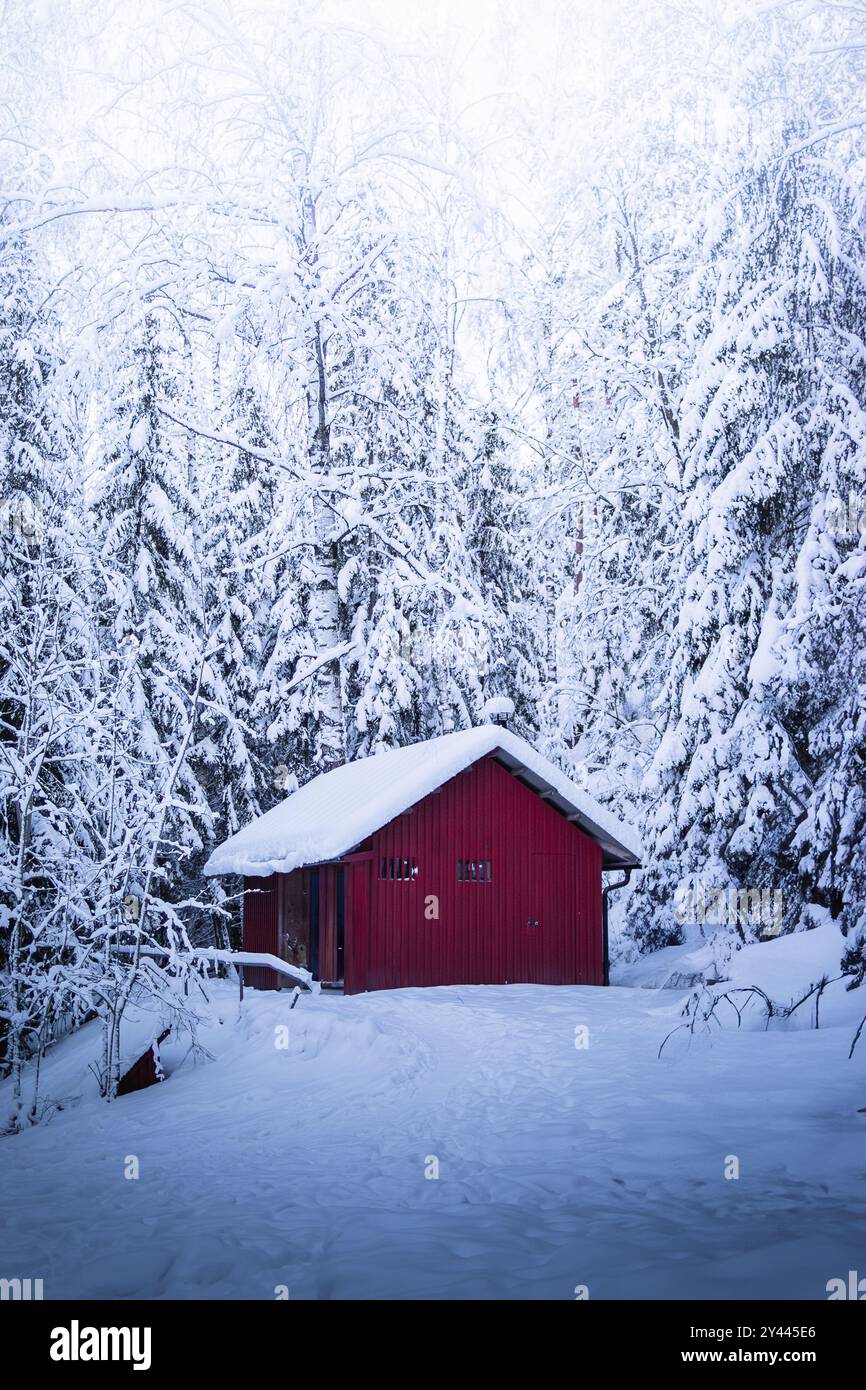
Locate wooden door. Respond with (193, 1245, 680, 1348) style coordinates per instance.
(310, 865, 345, 984)
(530, 853, 577, 984)
(278, 871, 311, 977)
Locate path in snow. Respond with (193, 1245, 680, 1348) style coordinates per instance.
(1, 982, 863, 1299)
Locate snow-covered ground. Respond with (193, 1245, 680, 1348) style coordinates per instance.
(2, 943, 864, 1300)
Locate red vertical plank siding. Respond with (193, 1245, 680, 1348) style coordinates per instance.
(318, 866, 339, 982)
(242, 875, 279, 989)
(585, 834, 603, 982)
(344, 860, 370, 995)
(356, 755, 604, 993)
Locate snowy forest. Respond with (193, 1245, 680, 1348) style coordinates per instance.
(1, 0, 865, 1127)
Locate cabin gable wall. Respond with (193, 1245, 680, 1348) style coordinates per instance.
(362, 755, 602, 991)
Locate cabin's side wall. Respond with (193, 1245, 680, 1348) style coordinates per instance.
(359, 755, 603, 992)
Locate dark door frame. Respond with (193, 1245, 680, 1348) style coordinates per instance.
(336, 867, 345, 982)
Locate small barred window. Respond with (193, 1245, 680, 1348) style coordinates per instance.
(379, 856, 418, 882)
(457, 859, 493, 883)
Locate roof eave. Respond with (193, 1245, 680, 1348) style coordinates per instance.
(490, 748, 641, 872)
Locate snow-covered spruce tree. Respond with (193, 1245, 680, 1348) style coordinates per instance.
(199, 360, 278, 842)
(241, 189, 494, 769)
(333, 305, 480, 756)
(253, 534, 324, 789)
(341, 375, 521, 756)
(627, 138, 866, 953)
(400, 344, 497, 745)
(0, 226, 104, 1126)
(768, 159, 866, 982)
(498, 6, 704, 741)
(456, 411, 546, 741)
(504, 234, 584, 702)
(223, 162, 385, 784)
(90, 310, 213, 931)
(554, 471, 675, 805)
(340, 373, 450, 756)
(552, 172, 686, 808)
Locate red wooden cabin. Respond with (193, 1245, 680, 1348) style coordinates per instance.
(204, 726, 641, 994)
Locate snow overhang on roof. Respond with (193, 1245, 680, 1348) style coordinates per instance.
(203, 724, 642, 878)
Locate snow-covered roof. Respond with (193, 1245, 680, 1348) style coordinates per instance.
(204, 724, 642, 877)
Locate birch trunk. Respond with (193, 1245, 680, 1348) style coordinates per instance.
(301, 183, 346, 772)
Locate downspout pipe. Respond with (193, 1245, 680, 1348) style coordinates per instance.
(601, 868, 635, 986)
